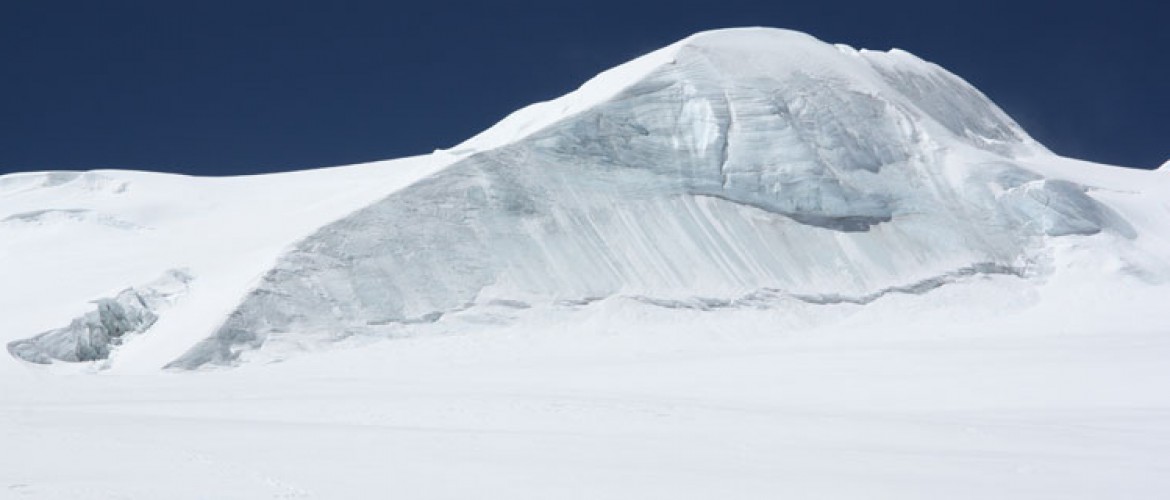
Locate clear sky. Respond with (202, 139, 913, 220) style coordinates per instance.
(2, 1, 1166, 175)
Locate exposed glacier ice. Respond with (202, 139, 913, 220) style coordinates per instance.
(999, 179, 1134, 237)
(7, 269, 192, 364)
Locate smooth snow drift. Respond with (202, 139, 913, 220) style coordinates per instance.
(1, 27, 1168, 499)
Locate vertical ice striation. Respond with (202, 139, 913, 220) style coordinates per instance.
(166, 28, 1127, 368)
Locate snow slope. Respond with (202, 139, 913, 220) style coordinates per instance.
(0, 155, 456, 373)
(3, 310, 1169, 499)
(1, 27, 1169, 499)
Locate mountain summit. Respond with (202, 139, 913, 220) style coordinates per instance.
(3, 28, 1168, 370)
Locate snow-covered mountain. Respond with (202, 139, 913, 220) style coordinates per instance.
(4, 27, 1170, 500)
(3, 28, 1168, 371)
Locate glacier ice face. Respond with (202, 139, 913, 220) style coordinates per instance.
(999, 179, 1125, 237)
(157, 28, 1134, 368)
(860, 51, 1037, 155)
(8, 270, 192, 364)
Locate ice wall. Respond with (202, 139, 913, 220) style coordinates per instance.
(9, 270, 192, 364)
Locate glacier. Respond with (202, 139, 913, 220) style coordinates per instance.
(166, 28, 1145, 368)
(1, 27, 1169, 500)
(7, 269, 191, 364)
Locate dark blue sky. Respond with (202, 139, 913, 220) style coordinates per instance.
(2, 1, 1166, 176)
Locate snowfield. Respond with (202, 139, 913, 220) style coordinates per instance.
(1, 27, 1168, 499)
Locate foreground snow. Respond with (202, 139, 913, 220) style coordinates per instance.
(4, 240, 1169, 498)
(3, 285, 1169, 499)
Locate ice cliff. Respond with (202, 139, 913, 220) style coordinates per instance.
(8, 270, 192, 364)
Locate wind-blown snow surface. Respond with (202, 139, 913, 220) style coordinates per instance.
(2, 28, 1169, 499)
